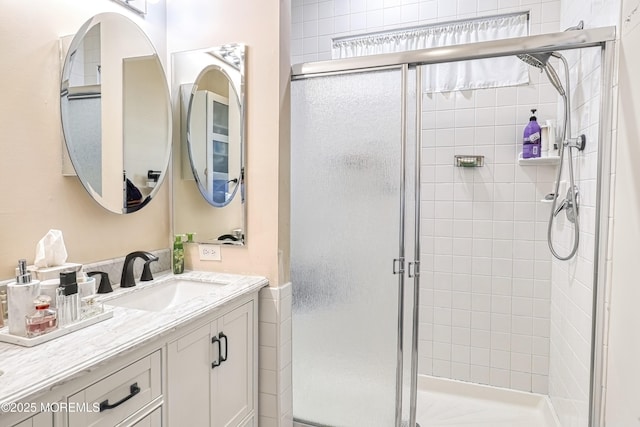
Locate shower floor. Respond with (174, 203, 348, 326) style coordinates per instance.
(416, 375, 560, 427)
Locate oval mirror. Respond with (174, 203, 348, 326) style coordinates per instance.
(60, 12, 172, 214)
(187, 66, 243, 207)
(172, 44, 246, 245)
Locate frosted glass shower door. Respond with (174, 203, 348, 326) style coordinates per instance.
(291, 68, 404, 426)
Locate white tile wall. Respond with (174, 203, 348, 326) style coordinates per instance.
(548, 0, 618, 421)
(69, 27, 101, 87)
(291, 0, 561, 64)
(419, 80, 559, 392)
(259, 283, 293, 427)
(547, 2, 619, 425)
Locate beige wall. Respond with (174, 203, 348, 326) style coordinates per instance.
(0, 1, 170, 279)
(0, 0, 290, 287)
(168, 0, 290, 286)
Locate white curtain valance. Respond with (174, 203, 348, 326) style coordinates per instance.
(332, 13, 530, 93)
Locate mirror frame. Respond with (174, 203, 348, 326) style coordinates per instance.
(60, 12, 172, 214)
(172, 44, 246, 246)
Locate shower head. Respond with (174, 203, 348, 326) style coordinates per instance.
(517, 52, 566, 98)
(517, 52, 553, 69)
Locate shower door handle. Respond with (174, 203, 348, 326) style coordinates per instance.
(407, 261, 420, 278)
(393, 258, 405, 274)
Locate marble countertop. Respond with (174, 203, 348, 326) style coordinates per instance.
(0, 270, 268, 406)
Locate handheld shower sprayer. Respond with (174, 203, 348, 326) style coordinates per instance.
(517, 44, 586, 261)
(516, 52, 566, 97)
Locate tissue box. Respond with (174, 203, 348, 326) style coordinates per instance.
(27, 263, 83, 281)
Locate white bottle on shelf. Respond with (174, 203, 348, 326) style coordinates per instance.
(546, 120, 559, 157)
(540, 125, 549, 156)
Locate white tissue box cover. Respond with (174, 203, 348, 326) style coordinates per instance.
(27, 262, 83, 281)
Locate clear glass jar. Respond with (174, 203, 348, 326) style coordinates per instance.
(25, 296, 57, 337)
(56, 286, 79, 326)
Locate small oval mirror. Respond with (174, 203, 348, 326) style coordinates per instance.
(187, 66, 242, 207)
(60, 13, 172, 214)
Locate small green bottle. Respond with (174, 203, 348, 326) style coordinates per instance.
(173, 235, 184, 274)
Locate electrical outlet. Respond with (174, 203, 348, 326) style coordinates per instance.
(198, 244, 221, 261)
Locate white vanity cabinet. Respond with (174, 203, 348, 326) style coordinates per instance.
(1, 275, 265, 427)
(167, 301, 255, 427)
(11, 412, 52, 427)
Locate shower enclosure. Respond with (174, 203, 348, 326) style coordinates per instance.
(291, 27, 615, 427)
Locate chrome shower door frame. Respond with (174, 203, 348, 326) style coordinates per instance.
(292, 26, 616, 427)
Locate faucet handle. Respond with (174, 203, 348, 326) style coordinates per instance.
(553, 198, 570, 217)
(88, 271, 113, 294)
(140, 258, 158, 282)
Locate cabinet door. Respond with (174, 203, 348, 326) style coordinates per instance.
(212, 301, 254, 427)
(130, 407, 162, 426)
(32, 412, 52, 427)
(167, 324, 213, 426)
(11, 412, 52, 427)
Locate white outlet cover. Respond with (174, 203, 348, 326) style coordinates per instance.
(198, 244, 221, 261)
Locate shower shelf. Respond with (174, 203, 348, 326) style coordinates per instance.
(517, 154, 560, 166)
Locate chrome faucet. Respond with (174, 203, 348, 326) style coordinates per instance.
(120, 251, 159, 288)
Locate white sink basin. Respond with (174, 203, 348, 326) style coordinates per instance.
(105, 279, 223, 312)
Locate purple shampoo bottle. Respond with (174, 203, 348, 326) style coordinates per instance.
(522, 109, 542, 159)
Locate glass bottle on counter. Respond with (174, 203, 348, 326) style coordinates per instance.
(0, 291, 6, 319)
(25, 295, 57, 337)
(57, 271, 79, 326)
(173, 234, 184, 274)
(0, 291, 6, 328)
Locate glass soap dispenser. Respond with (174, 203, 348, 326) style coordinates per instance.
(0, 291, 5, 328)
(173, 234, 184, 274)
(57, 271, 79, 326)
(7, 259, 41, 336)
(25, 295, 57, 337)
